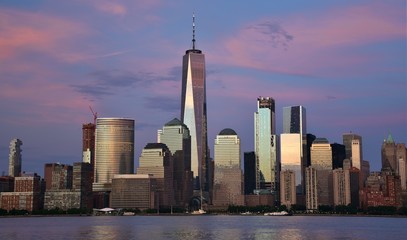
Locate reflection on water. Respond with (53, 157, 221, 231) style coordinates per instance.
(0, 215, 407, 240)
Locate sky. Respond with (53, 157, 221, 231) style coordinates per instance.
(0, 0, 406, 176)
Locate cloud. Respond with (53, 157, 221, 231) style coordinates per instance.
(211, 2, 406, 77)
(144, 96, 179, 112)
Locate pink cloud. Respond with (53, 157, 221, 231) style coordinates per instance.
(210, 2, 406, 77)
(0, 9, 89, 62)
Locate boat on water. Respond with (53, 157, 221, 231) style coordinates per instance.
(191, 209, 206, 215)
(122, 212, 135, 216)
(240, 211, 253, 215)
(264, 211, 292, 216)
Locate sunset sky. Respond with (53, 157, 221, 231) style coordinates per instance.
(0, 0, 406, 176)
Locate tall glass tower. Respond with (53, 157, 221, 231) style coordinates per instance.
(254, 97, 276, 191)
(93, 118, 135, 192)
(181, 14, 209, 191)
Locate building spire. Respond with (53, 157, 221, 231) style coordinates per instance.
(192, 13, 196, 50)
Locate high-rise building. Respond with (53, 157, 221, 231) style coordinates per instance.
(332, 168, 351, 206)
(255, 97, 277, 191)
(331, 143, 346, 170)
(305, 166, 318, 212)
(137, 143, 174, 207)
(283, 106, 306, 135)
(280, 133, 302, 195)
(280, 169, 296, 208)
(212, 129, 244, 207)
(8, 138, 22, 177)
(180, 15, 209, 192)
(310, 138, 333, 206)
(381, 134, 407, 190)
(343, 133, 363, 170)
(158, 118, 193, 207)
(44, 163, 73, 190)
(82, 123, 96, 165)
(93, 118, 135, 192)
(244, 152, 256, 195)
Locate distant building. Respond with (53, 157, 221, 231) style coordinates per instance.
(82, 123, 96, 166)
(137, 143, 174, 208)
(305, 166, 318, 212)
(280, 133, 303, 201)
(381, 133, 407, 190)
(310, 138, 333, 206)
(111, 174, 157, 210)
(158, 118, 193, 208)
(93, 118, 135, 192)
(44, 162, 93, 210)
(255, 97, 277, 191)
(212, 129, 244, 207)
(332, 168, 351, 206)
(180, 18, 209, 192)
(361, 171, 402, 208)
(331, 143, 346, 170)
(343, 133, 363, 170)
(0, 173, 43, 212)
(244, 152, 256, 195)
(44, 163, 73, 190)
(280, 169, 296, 208)
(0, 176, 14, 192)
(8, 138, 23, 177)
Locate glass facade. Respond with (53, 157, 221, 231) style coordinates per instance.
(254, 97, 276, 190)
(93, 118, 134, 191)
(181, 49, 208, 191)
(213, 129, 244, 206)
(280, 133, 303, 194)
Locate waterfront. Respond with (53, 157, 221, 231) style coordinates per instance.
(1, 215, 406, 240)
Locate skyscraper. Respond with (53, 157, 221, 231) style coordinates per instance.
(93, 118, 135, 192)
(254, 97, 276, 191)
(158, 118, 193, 207)
(244, 152, 256, 195)
(283, 106, 306, 135)
(8, 138, 23, 177)
(310, 138, 333, 206)
(343, 133, 363, 170)
(180, 14, 209, 192)
(213, 128, 244, 207)
(82, 123, 95, 166)
(137, 143, 174, 207)
(381, 133, 407, 190)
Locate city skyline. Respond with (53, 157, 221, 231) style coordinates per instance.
(0, 1, 406, 175)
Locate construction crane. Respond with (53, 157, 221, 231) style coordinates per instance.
(89, 106, 97, 125)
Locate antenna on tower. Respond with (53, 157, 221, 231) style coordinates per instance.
(89, 106, 97, 125)
(192, 13, 196, 50)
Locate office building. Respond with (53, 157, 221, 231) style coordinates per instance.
(111, 174, 157, 210)
(331, 143, 346, 170)
(93, 118, 135, 192)
(280, 169, 296, 208)
(255, 97, 277, 191)
(212, 129, 244, 207)
(381, 134, 407, 190)
(310, 138, 333, 206)
(180, 15, 209, 192)
(244, 152, 256, 195)
(305, 166, 318, 212)
(158, 118, 193, 207)
(280, 133, 302, 196)
(332, 168, 351, 206)
(343, 133, 363, 170)
(137, 143, 174, 207)
(82, 123, 95, 165)
(8, 138, 23, 177)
